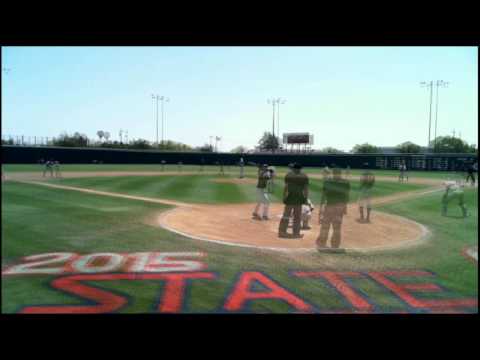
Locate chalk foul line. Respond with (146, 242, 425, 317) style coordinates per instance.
(15, 180, 194, 208)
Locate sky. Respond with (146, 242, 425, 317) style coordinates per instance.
(1, 46, 478, 152)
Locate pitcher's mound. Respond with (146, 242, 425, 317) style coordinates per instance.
(158, 203, 429, 252)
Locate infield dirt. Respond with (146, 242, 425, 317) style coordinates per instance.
(6, 171, 440, 253)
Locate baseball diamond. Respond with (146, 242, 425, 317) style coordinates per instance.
(1, 163, 477, 314)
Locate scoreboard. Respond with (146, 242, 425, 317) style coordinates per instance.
(283, 133, 313, 145)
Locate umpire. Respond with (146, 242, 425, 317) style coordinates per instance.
(278, 163, 309, 239)
(317, 166, 350, 250)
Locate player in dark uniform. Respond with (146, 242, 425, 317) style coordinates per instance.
(316, 167, 351, 250)
(466, 162, 476, 186)
(278, 163, 309, 238)
(200, 157, 205, 172)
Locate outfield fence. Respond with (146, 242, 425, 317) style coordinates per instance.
(1, 145, 477, 171)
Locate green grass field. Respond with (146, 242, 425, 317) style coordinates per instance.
(1, 164, 477, 314)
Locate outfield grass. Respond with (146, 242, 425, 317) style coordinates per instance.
(1, 168, 477, 313)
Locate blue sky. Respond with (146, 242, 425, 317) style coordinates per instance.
(1, 46, 477, 151)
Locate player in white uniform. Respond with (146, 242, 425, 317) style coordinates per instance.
(43, 160, 54, 178)
(322, 165, 331, 181)
(252, 164, 271, 220)
(239, 157, 245, 178)
(442, 180, 468, 217)
(358, 163, 375, 222)
(399, 161, 408, 182)
(301, 198, 314, 230)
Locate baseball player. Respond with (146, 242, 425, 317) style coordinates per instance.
(399, 161, 408, 182)
(287, 163, 294, 174)
(200, 157, 205, 172)
(358, 163, 375, 222)
(252, 164, 271, 220)
(321, 165, 331, 181)
(239, 157, 245, 178)
(345, 165, 351, 179)
(278, 163, 309, 238)
(161, 160, 166, 172)
(219, 161, 225, 175)
(465, 162, 476, 186)
(267, 166, 276, 193)
(301, 198, 314, 230)
(442, 180, 468, 218)
(43, 159, 54, 178)
(54, 161, 62, 178)
(317, 167, 351, 250)
(178, 162, 183, 172)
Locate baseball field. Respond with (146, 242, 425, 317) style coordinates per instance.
(1, 164, 478, 313)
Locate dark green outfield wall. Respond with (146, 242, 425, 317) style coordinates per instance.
(1, 145, 477, 170)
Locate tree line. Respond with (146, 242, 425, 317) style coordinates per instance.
(1, 131, 215, 152)
(253, 132, 477, 154)
(2, 130, 477, 154)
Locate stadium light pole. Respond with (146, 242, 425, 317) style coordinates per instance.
(434, 80, 449, 151)
(420, 81, 434, 151)
(275, 98, 286, 146)
(267, 98, 276, 137)
(160, 96, 170, 145)
(151, 94, 159, 146)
